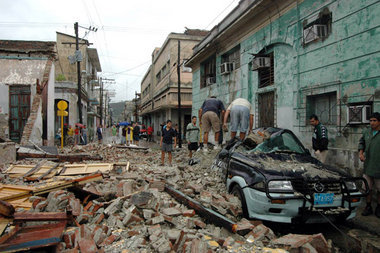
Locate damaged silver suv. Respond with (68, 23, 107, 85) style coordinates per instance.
(212, 128, 369, 223)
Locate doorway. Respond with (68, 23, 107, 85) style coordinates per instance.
(258, 91, 275, 127)
(9, 86, 31, 143)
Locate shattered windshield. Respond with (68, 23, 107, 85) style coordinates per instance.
(250, 132, 307, 154)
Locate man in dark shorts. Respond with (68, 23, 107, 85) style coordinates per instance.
(186, 116, 200, 158)
(133, 122, 140, 146)
(160, 120, 177, 166)
(198, 96, 225, 153)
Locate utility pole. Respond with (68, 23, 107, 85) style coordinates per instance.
(100, 77, 103, 126)
(134, 91, 138, 122)
(100, 78, 115, 126)
(177, 40, 182, 148)
(74, 22, 83, 124)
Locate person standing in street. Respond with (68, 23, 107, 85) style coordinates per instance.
(127, 124, 133, 145)
(63, 124, 68, 145)
(97, 125, 103, 144)
(186, 116, 200, 159)
(74, 125, 80, 145)
(81, 125, 87, 145)
(359, 112, 380, 217)
(223, 98, 254, 140)
(198, 96, 225, 153)
(309, 114, 328, 163)
(160, 120, 177, 166)
(133, 122, 140, 146)
(68, 125, 74, 144)
(111, 124, 117, 144)
(121, 126, 127, 144)
(147, 125, 154, 142)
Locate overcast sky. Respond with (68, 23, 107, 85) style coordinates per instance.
(0, 0, 239, 102)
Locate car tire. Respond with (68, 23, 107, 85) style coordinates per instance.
(231, 184, 249, 218)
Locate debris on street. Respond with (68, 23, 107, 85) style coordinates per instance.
(0, 142, 335, 252)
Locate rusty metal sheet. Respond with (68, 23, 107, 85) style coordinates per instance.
(0, 221, 66, 252)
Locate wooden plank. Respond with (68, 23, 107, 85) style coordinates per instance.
(0, 219, 11, 237)
(126, 161, 130, 172)
(0, 200, 15, 217)
(13, 212, 68, 222)
(115, 145, 148, 150)
(23, 160, 47, 178)
(0, 185, 34, 202)
(37, 163, 60, 181)
(59, 163, 113, 176)
(0, 221, 66, 252)
(6, 164, 49, 175)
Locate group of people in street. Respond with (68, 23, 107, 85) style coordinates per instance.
(58, 124, 88, 146)
(119, 122, 143, 146)
(92, 122, 154, 146)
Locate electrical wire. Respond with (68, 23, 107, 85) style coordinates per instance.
(205, 0, 239, 29)
(102, 60, 150, 77)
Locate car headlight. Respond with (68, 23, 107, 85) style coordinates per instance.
(268, 181, 293, 192)
(344, 181, 358, 191)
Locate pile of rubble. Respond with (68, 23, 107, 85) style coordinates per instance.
(0, 143, 332, 252)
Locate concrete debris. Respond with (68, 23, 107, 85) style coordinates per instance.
(0, 142, 334, 253)
(347, 229, 380, 253)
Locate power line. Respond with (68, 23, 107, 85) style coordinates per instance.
(81, 0, 94, 26)
(102, 72, 144, 77)
(102, 61, 150, 76)
(205, 0, 239, 29)
(91, 0, 113, 73)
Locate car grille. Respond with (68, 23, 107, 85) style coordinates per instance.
(292, 181, 342, 194)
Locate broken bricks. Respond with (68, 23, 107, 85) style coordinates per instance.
(0, 142, 338, 252)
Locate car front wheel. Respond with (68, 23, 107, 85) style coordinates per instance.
(231, 184, 249, 218)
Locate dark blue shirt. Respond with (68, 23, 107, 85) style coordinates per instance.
(162, 127, 176, 144)
(201, 98, 225, 115)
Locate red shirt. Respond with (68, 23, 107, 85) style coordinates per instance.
(75, 128, 79, 135)
(147, 127, 153, 135)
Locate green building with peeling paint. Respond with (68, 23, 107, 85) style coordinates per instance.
(186, 0, 380, 174)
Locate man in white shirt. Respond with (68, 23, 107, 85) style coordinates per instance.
(223, 98, 254, 140)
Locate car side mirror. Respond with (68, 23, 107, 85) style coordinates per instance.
(218, 149, 229, 159)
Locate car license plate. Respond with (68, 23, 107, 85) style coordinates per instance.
(314, 193, 334, 205)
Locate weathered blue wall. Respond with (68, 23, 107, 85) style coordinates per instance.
(192, 0, 380, 173)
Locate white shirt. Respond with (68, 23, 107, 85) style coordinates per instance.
(226, 98, 254, 115)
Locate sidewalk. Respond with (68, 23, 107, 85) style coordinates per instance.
(346, 200, 380, 235)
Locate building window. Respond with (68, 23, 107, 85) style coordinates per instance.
(306, 91, 337, 125)
(220, 45, 240, 74)
(156, 71, 161, 83)
(303, 8, 332, 45)
(200, 55, 216, 89)
(156, 60, 170, 84)
(258, 52, 274, 88)
(143, 84, 150, 98)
